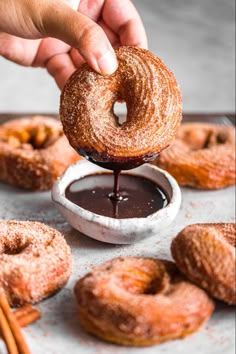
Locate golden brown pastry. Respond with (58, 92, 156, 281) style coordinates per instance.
(171, 223, 236, 305)
(74, 257, 214, 346)
(153, 123, 235, 189)
(60, 46, 182, 170)
(0, 115, 81, 190)
(0, 220, 72, 306)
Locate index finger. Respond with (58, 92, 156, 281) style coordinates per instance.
(102, 0, 148, 48)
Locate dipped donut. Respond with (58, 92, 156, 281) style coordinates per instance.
(171, 223, 236, 305)
(153, 123, 235, 189)
(74, 257, 214, 346)
(0, 115, 81, 190)
(60, 46, 182, 170)
(0, 220, 72, 306)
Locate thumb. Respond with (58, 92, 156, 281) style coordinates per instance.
(39, 0, 118, 75)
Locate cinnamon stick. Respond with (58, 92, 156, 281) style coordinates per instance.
(0, 304, 41, 340)
(0, 292, 31, 354)
(15, 307, 41, 328)
(0, 306, 19, 354)
(14, 306, 33, 320)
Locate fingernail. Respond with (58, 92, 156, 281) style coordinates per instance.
(97, 51, 118, 75)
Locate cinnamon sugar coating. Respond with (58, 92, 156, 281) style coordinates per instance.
(0, 115, 80, 190)
(60, 46, 182, 169)
(0, 220, 72, 306)
(171, 223, 236, 305)
(153, 123, 235, 189)
(74, 257, 213, 346)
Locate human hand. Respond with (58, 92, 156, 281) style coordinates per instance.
(0, 0, 147, 89)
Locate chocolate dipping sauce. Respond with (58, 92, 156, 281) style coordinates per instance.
(65, 172, 168, 219)
(75, 148, 159, 170)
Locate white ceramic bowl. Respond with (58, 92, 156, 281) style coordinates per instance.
(52, 160, 181, 244)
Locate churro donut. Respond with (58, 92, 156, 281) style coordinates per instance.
(153, 123, 235, 189)
(74, 257, 214, 346)
(0, 115, 80, 190)
(60, 46, 182, 170)
(0, 220, 72, 306)
(171, 223, 236, 305)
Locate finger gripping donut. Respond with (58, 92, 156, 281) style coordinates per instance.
(0, 220, 72, 306)
(153, 123, 236, 189)
(74, 257, 213, 346)
(60, 46, 182, 170)
(0, 115, 80, 190)
(171, 223, 236, 305)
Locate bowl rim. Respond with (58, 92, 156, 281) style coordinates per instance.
(52, 160, 181, 229)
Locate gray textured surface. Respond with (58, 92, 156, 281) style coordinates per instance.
(0, 0, 235, 113)
(0, 180, 235, 354)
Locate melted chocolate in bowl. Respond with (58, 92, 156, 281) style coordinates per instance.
(65, 172, 169, 219)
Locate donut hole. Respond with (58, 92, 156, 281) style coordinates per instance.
(3, 126, 62, 150)
(2, 239, 30, 255)
(113, 101, 127, 126)
(203, 131, 228, 149)
(216, 132, 228, 144)
(120, 263, 169, 295)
